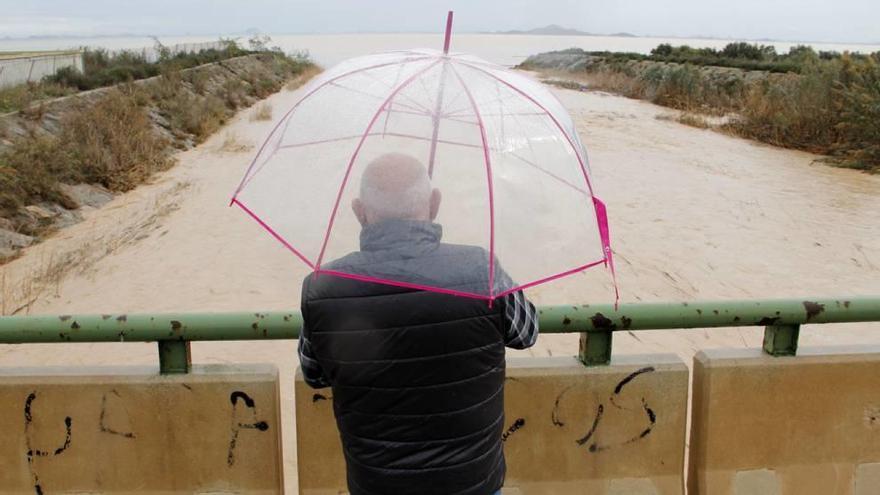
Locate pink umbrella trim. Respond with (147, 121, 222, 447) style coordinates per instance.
(450, 63, 497, 301)
(592, 198, 620, 307)
(318, 256, 607, 301)
(232, 198, 315, 269)
(494, 258, 607, 299)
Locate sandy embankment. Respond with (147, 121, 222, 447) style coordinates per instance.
(1, 80, 879, 491)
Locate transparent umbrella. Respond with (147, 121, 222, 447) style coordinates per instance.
(231, 12, 618, 303)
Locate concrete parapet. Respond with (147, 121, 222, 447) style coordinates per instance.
(0, 364, 283, 494)
(689, 346, 880, 495)
(296, 354, 688, 494)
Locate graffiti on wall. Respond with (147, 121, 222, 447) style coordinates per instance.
(18, 386, 270, 494)
(496, 366, 659, 453)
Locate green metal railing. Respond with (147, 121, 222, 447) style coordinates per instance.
(1, 297, 878, 373)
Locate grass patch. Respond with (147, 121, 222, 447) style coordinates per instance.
(285, 64, 323, 91)
(217, 131, 254, 153)
(60, 89, 174, 190)
(154, 84, 230, 143)
(0, 82, 76, 114)
(0, 135, 77, 225)
(655, 112, 711, 129)
(250, 102, 273, 121)
(0, 88, 172, 229)
(677, 113, 711, 129)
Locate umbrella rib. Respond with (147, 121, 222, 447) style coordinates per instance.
(437, 82, 467, 118)
(494, 259, 607, 299)
(327, 80, 433, 116)
(382, 107, 434, 118)
(231, 55, 434, 200)
(277, 131, 480, 151)
(383, 132, 482, 149)
(448, 55, 504, 69)
(443, 91, 521, 117)
(359, 68, 434, 114)
(382, 61, 408, 135)
(442, 116, 480, 125)
(314, 58, 444, 272)
(449, 63, 496, 300)
(496, 74, 506, 150)
(276, 134, 365, 150)
(427, 59, 451, 177)
(453, 60, 595, 198)
(508, 152, 587, 194)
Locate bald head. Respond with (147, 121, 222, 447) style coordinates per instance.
(352, 153, 441, 226)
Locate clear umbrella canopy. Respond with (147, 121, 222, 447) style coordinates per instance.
(232, 17, 617, 302)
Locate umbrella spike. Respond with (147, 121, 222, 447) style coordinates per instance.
(443, 11, 454, 55)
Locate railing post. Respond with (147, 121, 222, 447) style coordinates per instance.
(579, 330, 612, 366)
(158, 340, 191, 374)
(762, 324, 800, 356)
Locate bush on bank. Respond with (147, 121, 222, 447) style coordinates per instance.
(0, 41, 316, 238)
(522, 43, 880, 172)
(0, 36, 278, 113)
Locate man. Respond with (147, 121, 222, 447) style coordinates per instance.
(298, 152, 538, 495)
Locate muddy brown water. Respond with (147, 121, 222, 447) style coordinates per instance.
(1, 82, 878, 492)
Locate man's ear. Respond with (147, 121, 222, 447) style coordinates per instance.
(429, 188, 441, 220)
(352, 198, 368, 226)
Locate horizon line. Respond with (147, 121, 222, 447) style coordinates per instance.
(1, 31, 878, 48)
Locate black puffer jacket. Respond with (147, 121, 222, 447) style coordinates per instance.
(302, 220, 507, 495)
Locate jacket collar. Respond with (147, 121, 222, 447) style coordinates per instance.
(360, 220, 443, 252)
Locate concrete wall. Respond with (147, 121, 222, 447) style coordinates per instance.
(0, 43, 227, 90)
(0, 53, 83, 89)
(0, 364, 283, 494)
(689, 346, 880, 495)
(296, 355, 689, 495)
(7, 344, 877, 494)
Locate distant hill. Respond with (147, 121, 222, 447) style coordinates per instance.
(497, 25, 637, 38)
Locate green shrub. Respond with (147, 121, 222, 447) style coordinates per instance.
(721, 42, 776, 61)
(39, 40, 257, 97)
(0, 82, 75, 113)
(58, 90, 173, 190)
(833, 59, 880, 169)
(0, 136, 72, 219)
(558, 43, 880, 172)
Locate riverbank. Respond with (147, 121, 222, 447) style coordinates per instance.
(521, 45, 880, 173)
(5, 33, 880, 69)
(1, 75, 878, 491)
(0, 49, 318, 262)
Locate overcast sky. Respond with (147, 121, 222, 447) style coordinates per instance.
(1, 0, 877, 43)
